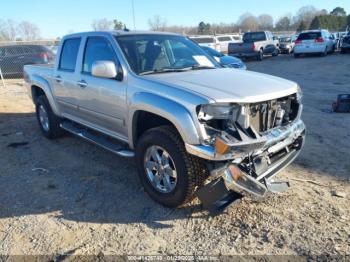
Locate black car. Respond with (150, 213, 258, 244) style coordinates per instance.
(340, 35, 350, 54)
(0, 45, 54, 78)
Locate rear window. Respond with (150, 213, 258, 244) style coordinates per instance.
(243, 32, 266, 42)
(191, 37, 214, 44)
(59, 38, 81, 71)
(217, 36, 231, 42)
(297, 32, 321, 40)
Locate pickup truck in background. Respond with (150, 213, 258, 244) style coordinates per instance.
(228, 31, 279, 61)
(24, 31, 305, 209)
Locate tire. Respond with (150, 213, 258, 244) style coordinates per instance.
(35, 95, 64, 139)
(272, 48, 279, 56)
(257, 49, 263, 61)
(340, 48, 346, 54)
(135, 126, 209, 207)
(321, 48, 327, 57)
(294, 53, 300, 58)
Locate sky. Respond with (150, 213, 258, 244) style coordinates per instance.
(2, 0, 350, 39)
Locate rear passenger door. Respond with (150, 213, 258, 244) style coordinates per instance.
(52, 37, 82, 117)
(263, 32, 275, 54)
(74, 36, 127, 137)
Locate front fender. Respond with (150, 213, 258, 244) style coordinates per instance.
(128, 92, 201, 148)
(30, 74, 61, 116)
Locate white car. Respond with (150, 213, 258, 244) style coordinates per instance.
(190, 35, 221, 51)
(190, 35, 240, 53)
(294, 30, 335, 57)
(216, 35, 240, 54)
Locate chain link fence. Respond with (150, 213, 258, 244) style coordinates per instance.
(0, 40, 59, 87)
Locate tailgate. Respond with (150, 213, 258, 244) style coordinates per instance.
(228, 42, 253, 54)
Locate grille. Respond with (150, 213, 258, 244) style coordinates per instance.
(248, 95, 299, 133)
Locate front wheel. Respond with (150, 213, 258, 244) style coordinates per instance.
(272, 48, 279, 56)
(135, 126, 208, 207)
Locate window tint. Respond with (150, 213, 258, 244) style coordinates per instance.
(217, 37, 231, 42)
(5, 47, 22, 56)
(83, 37, 117, 73)
(191, 37, 215, 43)
(0, 48, 5, 57)
(243, 32, 266, 42)
(297, 32, 321, 40)
(59, 38, 81, 71)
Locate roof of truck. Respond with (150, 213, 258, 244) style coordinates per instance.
(63, 30, 181, 39)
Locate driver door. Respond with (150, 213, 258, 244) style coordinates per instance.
(74, 36, 128, 138)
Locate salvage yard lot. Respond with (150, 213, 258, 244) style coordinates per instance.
(0, 54, 349, 257)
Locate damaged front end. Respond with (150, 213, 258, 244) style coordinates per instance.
(187, 92, 305, 206)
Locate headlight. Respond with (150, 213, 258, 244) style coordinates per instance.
(199, 103, 239, 120)
(286, 44, 291, 48)
(297, 85, 303, 102)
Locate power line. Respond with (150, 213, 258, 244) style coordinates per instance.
(131, 0, 136, 30)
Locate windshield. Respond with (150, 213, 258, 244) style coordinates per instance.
(280, 37, 291, 43)
(116, 34, 219, 75)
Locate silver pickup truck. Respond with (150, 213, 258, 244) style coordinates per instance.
(228, 31, 279, 61)
(24, 31, 305, 209)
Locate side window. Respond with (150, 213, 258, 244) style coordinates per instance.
(82, 37, 118, 74)
(59, 38, 81, 71)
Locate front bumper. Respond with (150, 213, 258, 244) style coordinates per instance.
(187, 119, 305, 197)
(186, 119, 306, 161)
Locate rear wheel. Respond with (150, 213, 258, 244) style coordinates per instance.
(340, 48, 346, 54)
(35, 96, 64, 139)
(257, 49, 263, 61)
(135, 126, 209, 207)
(294, 53, 300, 58)
(321, 48, 328, 57)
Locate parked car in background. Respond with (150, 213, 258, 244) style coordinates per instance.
(340, 34, 350, 53)
(201, 46, 247, 70)
(279, 35, 297, 54)
(0, 45, 54, 78)
(215, 35, 240, 54)
(294, 30, 335, 58)
(228, 31, 279, 61)
(189, 35, 220, 51)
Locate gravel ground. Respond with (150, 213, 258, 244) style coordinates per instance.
(0, 53, 349, 258)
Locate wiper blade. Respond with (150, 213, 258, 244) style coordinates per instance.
(179, 65, 217, 71)
(139, 68, 186, 76)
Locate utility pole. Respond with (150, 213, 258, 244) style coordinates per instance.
(131, 0, 136, 30)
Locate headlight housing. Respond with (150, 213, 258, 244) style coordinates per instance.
(198, 103, 239, 120)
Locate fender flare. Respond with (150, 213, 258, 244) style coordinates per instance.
(128, 92, 201, 149)
(30, 74, 61, 116)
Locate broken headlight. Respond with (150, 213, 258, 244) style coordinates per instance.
(198, 103, 239, 121)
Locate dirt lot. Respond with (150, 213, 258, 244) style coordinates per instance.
(0, 53, 349, 258)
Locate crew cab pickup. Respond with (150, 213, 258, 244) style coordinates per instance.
(228, 31, 279, 61)
(24, 31, 305, 208)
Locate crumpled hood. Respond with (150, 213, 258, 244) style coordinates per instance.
(144, 68, 298, 103)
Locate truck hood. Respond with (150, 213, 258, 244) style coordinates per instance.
(144, 68, 298, 103)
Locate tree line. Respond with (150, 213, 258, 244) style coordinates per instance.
(0, 20, 41, 41)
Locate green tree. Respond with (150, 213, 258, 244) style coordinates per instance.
(297, 20, 307, 32)
(310, 15, 347, 31)
(330, 7, 346, 16)
(113, 19, 126, 30)
(197, 22, 211, 35)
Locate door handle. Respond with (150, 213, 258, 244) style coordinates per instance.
(77, 80, 88, 88)
(55, 75, 62, 83)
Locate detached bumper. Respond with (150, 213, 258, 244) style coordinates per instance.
(187, 119, 305, 198)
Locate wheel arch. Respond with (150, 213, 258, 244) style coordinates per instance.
(128, 92, 201, 149)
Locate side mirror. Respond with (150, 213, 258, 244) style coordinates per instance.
(91, 60, 118, 79)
